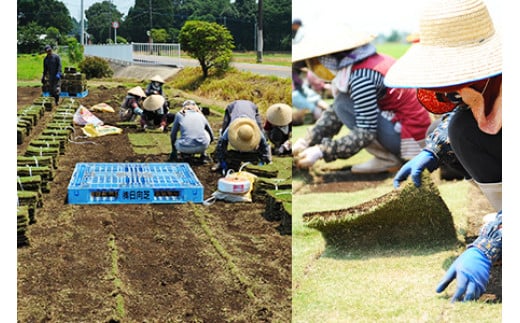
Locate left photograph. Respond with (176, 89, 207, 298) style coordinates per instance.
(16, 0, 292, 321)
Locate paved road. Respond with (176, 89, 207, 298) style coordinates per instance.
(134, 55, 290, 79)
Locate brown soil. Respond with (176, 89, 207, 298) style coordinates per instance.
(17, 85, 291, 322)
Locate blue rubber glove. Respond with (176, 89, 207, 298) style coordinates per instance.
(134, 107, 144, 116)
(436, 247, 491, 302)
(393, 150, 438, 188)
(55, 72, 61, 79)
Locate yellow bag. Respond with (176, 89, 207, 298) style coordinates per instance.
(82, 124, 123, 137)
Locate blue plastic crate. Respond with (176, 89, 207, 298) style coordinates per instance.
(67, 162, 204, 204)
(42, 90, 89, 98)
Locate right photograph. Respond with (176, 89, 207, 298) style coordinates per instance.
(291, 0, 502, 321)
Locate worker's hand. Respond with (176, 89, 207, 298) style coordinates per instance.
(134, 107, 144, 116)
(296, 145, 323, 169)
(393, 150, 438, 188)
(292, 138, 309, 156)
(55, 72, 61, 79)
(436, 247, 491, 302)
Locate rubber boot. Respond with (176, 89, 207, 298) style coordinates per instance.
(476, 181, 502, 212)
(351, 140, 402, 174)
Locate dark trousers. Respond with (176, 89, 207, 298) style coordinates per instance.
(448, 108, 502, 183)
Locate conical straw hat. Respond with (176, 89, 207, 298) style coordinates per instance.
(127, 86, 146, 98)
(385, 0, 502, 88)
(143, 94, 166, 111)
(151, 75, 165, 83)
(266, 103, 292, 126)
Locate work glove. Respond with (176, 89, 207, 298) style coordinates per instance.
(393, 150, 438, 188)
(435, 247, 491, 302)
(134, 107, 144, 116)
(296, 145, 323, 169)
(55, 72, 61, 79)
(292, 138, 309, 156)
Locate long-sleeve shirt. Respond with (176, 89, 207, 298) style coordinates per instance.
(171, 110, 214, 147)
(43, 53, 62, 82)
(221, 100, 263, 133)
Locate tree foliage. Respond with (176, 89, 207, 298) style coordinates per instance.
(85, 1, 123, 44)
(179, 20, 235, 78)
(17, 0, 73, 35)
(17, 0, 292, 52)
(17, 22, 47, 54)
(66, 36, 84, 64)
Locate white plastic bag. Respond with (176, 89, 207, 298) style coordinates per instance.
(73, 105, 104, 126)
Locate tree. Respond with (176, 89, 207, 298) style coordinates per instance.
(122, 0, 175, 43)
(178, 20, 234, 78)
(66, 36, 84, 64)
(45, 27, 61, 46)
(85, 1, 123, 44)
(17, 0, 73, 35)
(17, 22, 47, 54)
(151, 29, 170, 43)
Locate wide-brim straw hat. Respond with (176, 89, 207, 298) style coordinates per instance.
(228, 117, 261, 152)
(385, 0, 502, 88)
(128, 86, 146, 98)
(143, 94, 165, 111)
(292, 24, 376, 62)
(266, 103, 292, 126)
(151, 74, 165, 83)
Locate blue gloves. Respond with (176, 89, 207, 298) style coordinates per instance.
(393, 150, 439, 188)
(134, 107, 144, 116)
(55, 72, 62, 79)
(436, 247, 491, 302)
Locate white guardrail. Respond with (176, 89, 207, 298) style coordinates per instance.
(84, 43, 182, 67)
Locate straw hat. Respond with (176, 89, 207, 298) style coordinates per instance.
(292, 24, 375, 62)
(127, 86, 146, 98)
(151, 75, 165, 83)
(143, 94, 166, 111)
(266, 103, 292, 126)
(385, 0, 502, 88)
(227, 117, 261, 152)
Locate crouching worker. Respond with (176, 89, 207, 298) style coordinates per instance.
(119, 86, 147, 122)
(264, 103, 292, 155)
(141, 94, 175, 132)
(212, 116, 272, 173)
(168, 100, 214, 164)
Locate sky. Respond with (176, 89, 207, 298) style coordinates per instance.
(63, 0, 133, 21)
(293, 0, 502, 36)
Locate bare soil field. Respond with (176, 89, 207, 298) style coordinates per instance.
(17, 84, 291, 322)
